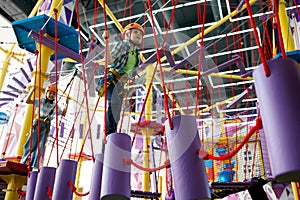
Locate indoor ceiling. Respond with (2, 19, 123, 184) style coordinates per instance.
(0, 0, 282, 122)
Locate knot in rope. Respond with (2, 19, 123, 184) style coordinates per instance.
(255, 117, 263, 129)
(17, 188, 26, 196)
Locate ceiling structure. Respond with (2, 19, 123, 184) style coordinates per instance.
(0, 1, 299, 198)
(0, 0, 294, 124)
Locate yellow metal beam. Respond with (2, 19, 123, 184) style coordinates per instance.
(97, 0, 124, 32)
(161, 67, 253, 81)
(278, 0, 295, 52)
(16, 0, 63, 158)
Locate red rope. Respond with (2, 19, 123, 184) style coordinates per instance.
(54, 8, 60, 167)
(47, 186, 52, 200)
(26, 50, 39, 173)
(75, 0, 95, 161)
(293, 0, 300, 17)
(146, 0, 174, 130)
(201, 118, 263, 161)
(59, 80, 75, 160)
(121, 0, 128, 27)
(60, 53, 102, 162)
(17, 188, 26, 196)
(2, 104, 18, 157)
(244, 0, 270, 77)
(102, 0, 109, 143)
(129, 0, 132, 23)
(92, 0, 99, 42)
(124, 158, 170, 172)
(68, 181, 90, 197)
(131, 81, 154, 146)
(37, 29, 44, 170)
(195, 1, 206, 115)
(133, 0, 178, 146)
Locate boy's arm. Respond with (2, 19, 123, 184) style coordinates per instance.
(25, 87, 35, 104)
(102, 30, 115, 65)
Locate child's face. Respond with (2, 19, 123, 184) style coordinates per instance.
(126, 29, 143, 44)
(46, 91, 56, 100)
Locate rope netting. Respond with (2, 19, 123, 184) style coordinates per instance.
(2, 0, 300, 197)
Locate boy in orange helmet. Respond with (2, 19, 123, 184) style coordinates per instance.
(96, 23, 144, 136)
(20, 85, 68, 169)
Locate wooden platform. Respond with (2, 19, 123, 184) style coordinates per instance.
(0, 161, 28, 176)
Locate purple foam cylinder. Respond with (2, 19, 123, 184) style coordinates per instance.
(253, 58, 300, 182)
(101, 133, 131, 200)
(34, 167, 56, 200)
(26, 171, 38, 200)
(89, 154, 104, 200)
(52, 159, 78, 200)
(165, 115, 211, 200)
(259, 129, 273, 178)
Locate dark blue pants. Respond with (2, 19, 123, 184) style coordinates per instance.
(20, 119, 50, 168)
(106, 83, 125, 135)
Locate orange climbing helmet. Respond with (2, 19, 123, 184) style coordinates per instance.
(123, 23, 144, 35)
(46, 84, 56, 93)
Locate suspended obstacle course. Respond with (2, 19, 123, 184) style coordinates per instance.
(0, 0, 300, 199)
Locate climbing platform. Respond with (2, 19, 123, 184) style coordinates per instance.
(0, 161, 27, 176)
(12, 14, 79, 60)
